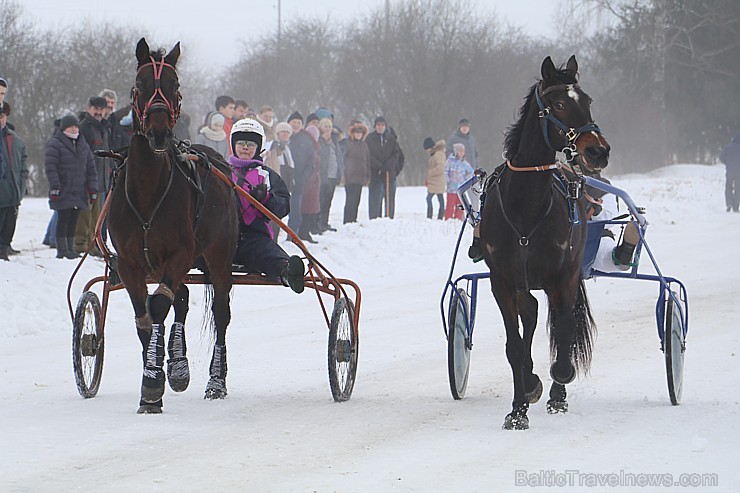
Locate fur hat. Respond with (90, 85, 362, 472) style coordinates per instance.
(89, 96, 108, 108)
(422, 137, 435, 150)
(275, 121, 292, 135)
(348, 120, 368, 139)
(287, 111, 303, 123)
(59, 113, 79, 130)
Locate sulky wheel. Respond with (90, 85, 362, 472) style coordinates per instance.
(72, 291, 104, 398)
(664, 291, 685, 405)
(448, 287, 471, 400)
(328, 296, 358, 402)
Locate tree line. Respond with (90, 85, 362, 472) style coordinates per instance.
(2, 0, 739, 195)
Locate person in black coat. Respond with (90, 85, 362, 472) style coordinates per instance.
(366, 116, 403, 219)
(45, 114, 98, 259)
(720, 132, 740, 212)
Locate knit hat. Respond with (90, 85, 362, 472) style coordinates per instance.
(208, 111, 226, 127)
(305, 125, 319, 141)
(59, 114, 79, 130)
(422, 137, 435, 150)
(287, 111, 303, 123)
(1, 101, 10, 116)
(275, 121, 292, 135)
(459, 118, 470, 126)
(306, 113, 319, 125)
(374, 116, 386, 126)
(89, 96, 108, 108)
(315, 107, 333, 120)
(453, 142, 465, 153)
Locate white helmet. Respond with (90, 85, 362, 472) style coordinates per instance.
(230, 118, 265, 155)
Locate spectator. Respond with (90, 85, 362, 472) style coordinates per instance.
(305, 113, 320, 128)
(287, 112, 315, 240)
(444, 143, 474, 220)
(75, 96, 109, 256)
(0, 102, 28, 260)
(342, 120, 370, 224)
(274, 122, 294, 191)
(45, 114, 97, 259)
(0, 78, 6, 106)
(258, 106, 280, 174)
(366, 116, 403, 219)
(299, 125, 321, 243)
(423, 136, 446, 220)
(234, 100, 249, 121)
(215, 95, 236, 144)
(446, 118, 480, 169)
(317, 117, 343, 232)
(110, 105, 133, 150)
(720, 132, 740, 213)
(194, 111, 229, 159)
(99, 88, 117, 124)
(315, 107, 333, 121)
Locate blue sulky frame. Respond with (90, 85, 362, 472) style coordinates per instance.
(440, 174, 689, 404)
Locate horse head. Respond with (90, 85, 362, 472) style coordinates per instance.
(132, 37, 182, 153)
(538, 55, 610, 173)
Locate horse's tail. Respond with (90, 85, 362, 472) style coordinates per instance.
(549, 279, 597, 375)
(200, 283, 216, 341)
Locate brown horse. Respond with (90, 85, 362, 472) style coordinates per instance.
(479, 56, 609, 429)
(107, 38, 239, 413)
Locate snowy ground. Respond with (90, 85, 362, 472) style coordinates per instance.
(1, 164, 738, 492)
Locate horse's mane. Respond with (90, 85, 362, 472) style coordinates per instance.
(503, 66, 578, 160)
(137, 48, 166, 68)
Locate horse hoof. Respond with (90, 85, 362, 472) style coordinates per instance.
(502, 413, 530, 430)
(550, 361, 576, 385)
(525, 375, 543, 404)
(546, 398, 569, 414)
(140, 383, 165, 403)
(137, 404, 163, 414)
(167, 357, 190, 392)
(204, 377, 227, 400)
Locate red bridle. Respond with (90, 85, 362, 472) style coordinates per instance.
(132, 56, 181, 134)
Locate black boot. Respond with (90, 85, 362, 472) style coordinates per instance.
(468, 237, 483, 262)
(613, 222, 639, 266)
(55, 237, 68, 259)
(61, 237, 81, 259)
(0, 246, 9, 261)
(281, 255, 305, 294)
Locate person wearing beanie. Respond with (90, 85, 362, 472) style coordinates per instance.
(444, 143, 473, 220)
(446, 117, 480, 169)
(287, 111, 303, 127)
(315, 107, 333, 121)
(317, 117, 343, 232)
(44, 114, 98, 259)
(0, 101, 29, 260)
(286, 112, 318, 241)
(228, 118, 305, 294)
(342, 120, 370, 224)
(424, 137, 446, 220)
(298, 125, 321, 241)
(305, 113, 320, 128)
(273, 122, 295, 192)
(194, 111, 229, 159)
(366, 115, 403, 219)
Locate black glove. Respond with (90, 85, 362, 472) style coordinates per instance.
(586, 202, 602, 218)
(89, 192, 98, 205)
(249, 183, 268, 203)
(49, 188, 61, 200)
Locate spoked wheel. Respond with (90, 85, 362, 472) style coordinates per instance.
(664, 291, 685, 405)
(448, 287, 471, 400)
(73, 291, 104, 398)
(328, 297, 358, 402)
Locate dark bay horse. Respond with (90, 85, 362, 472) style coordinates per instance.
(479, 56, 610, 430)
(107, 38, 239, 413)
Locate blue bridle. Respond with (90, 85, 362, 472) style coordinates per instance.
(535, 82, 601, 152)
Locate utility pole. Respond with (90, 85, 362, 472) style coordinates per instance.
(277, 0, 282, 48)
(385, 0, 390, 34)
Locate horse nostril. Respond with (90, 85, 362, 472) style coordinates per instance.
(585, 146, 609, 161)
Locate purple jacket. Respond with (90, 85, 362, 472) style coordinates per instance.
(229, 155, 290, 238)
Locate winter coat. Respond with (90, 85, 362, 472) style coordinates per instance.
(79, 113, 111, 193)
(444, 154, 474, 193)
(194, 127, 229, 160)
(300, 130, 321, 214)
(318, 133, 344, 184)
(446, 129, 480, 169)
(289, 129, 317, 194)
(343, 122, 370, 186)
(426, 139, 446, 194)
(720, 133, 740, 171)
(0, 126, 28, 208)
(44, 129, 98, 211)
(366, 129, 402, 183)
(229, 155, 290, 239)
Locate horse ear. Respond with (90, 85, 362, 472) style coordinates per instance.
(165, 42, 181, 66)
(566, 55, 578, 76)
(136, 38, 150, 65)
(541, 56, 557, 81)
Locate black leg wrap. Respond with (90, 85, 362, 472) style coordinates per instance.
(141, 323, 165, 403)
(167, 322, 190, 392)
(204, 344, 228, 400)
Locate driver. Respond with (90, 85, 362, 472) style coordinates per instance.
(229, 118, 305, 293)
